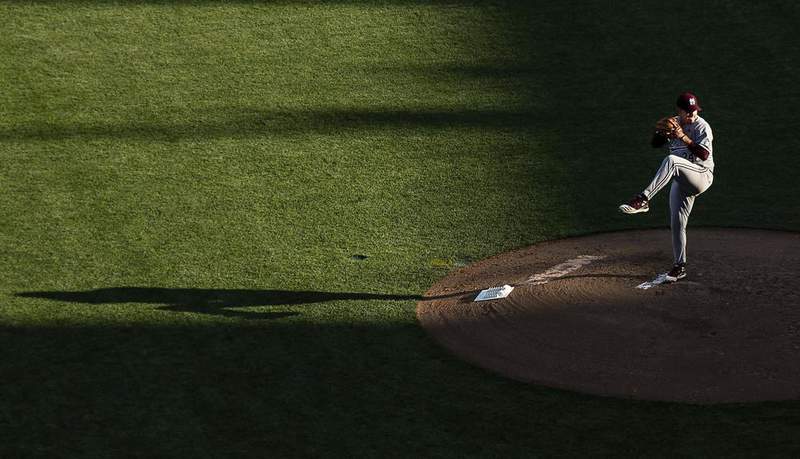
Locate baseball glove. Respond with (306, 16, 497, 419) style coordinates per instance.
(654, 116, 681, 138)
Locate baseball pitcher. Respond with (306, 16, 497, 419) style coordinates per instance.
(619, 92, 714, 282)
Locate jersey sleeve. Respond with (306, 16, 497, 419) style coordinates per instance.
(693, 123, 713, 155)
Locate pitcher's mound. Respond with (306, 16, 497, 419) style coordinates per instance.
(417, 228, 800, 403)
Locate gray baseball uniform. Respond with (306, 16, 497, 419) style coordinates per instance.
(642, 116, 714, 265)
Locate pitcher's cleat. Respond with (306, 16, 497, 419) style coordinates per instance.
(619, 193, 649, 214)
(665, 263, 687, 282)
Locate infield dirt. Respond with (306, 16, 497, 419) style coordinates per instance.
(417, 228, 800, 403)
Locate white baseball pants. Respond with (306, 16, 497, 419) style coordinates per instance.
(641, 154, 713, 265)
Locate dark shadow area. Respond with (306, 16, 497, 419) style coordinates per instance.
(16, 287, 422, 306)
(2, 320, 798, 457)
(0, 108, 541, 142)
(16, 287, 423, 319)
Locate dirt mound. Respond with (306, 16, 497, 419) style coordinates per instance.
(416, 228, 800, 403)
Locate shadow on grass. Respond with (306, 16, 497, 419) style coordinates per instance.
(0, 321, 607, 457)
(16, 287, 427, 319)
(2, 319, 797, 457)
(0, 108, 542, 142)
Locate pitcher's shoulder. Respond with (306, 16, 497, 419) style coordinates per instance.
(696, 116, 713, 131)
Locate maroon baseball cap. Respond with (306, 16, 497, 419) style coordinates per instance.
(676, 92, 702, 112)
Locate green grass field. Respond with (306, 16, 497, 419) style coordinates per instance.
(2, 1, 800, 456)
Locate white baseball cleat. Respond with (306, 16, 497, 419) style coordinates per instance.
(619, 193, 649, 214)
(665, 264, 687, 282)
